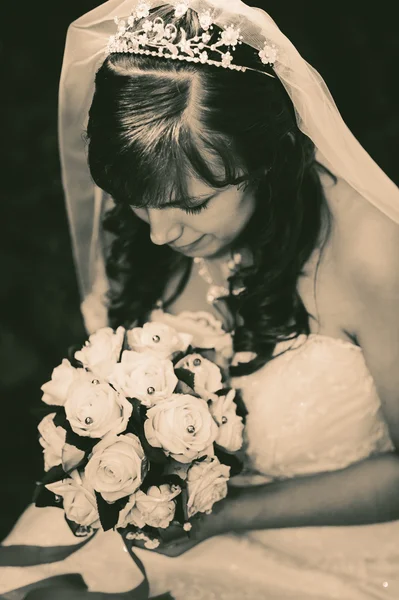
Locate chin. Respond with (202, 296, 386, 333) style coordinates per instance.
(201, 242, 233, 259)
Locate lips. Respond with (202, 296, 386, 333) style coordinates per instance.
(172, 235, 205, 251)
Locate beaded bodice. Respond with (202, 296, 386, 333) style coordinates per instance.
(233, 333, 394, 481)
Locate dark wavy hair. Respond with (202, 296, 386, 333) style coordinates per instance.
(86, 5, 334, 376)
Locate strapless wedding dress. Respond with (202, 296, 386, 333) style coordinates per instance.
(1, 332, 398, 599)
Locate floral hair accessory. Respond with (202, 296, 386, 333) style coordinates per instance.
(107, 0, 277, 76)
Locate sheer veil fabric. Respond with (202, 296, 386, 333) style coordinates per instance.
(58, 0, 399, 331)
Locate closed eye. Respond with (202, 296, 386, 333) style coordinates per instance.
(181, 198, 212, 215)
(156, 193, 216, 214)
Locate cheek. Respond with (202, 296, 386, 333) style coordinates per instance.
(234, 188, 256, 230)
(209, 189, 256, 237)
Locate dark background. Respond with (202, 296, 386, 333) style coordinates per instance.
(1, 1, 398, 540)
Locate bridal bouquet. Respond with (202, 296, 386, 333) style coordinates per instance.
(35, 321, 246, 548)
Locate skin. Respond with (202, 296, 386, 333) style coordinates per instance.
(131, 172, 257, 259)
(131, 168, 399, 558)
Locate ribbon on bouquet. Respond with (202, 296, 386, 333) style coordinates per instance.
(0, 534, 173, 600)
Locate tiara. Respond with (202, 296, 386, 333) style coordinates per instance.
(107, 0, 278, 75)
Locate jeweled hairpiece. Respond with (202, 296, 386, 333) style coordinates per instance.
(107, 0, 278, 76)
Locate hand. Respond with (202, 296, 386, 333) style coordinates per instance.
(131, 499, 230, 557)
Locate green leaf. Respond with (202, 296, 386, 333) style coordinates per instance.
(232, 388, 248, 421)
(65, 426, 98, 453)
(67, 344, 85, 369)
(34, 484, 63, 509)
(214, 446, 243, 477)
(40, 464, 68, 486)
(174, 367, 195, 391)
(95, 492, 123, 531)
(139, 434, 169, 464)
(127, 398, 147, 434)
(141, 467, 186, 494)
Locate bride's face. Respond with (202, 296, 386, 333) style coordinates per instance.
(131, 173, 256, 258)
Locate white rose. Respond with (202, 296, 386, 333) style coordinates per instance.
(41, 359, 89, 406)
(38, 413, 67, 471)
(46, 470, 100, 529)
(74, 327, 125, 379)
(109, 351, 177, 407)
(65, 380, 132, 438)
(209, 390, 244, 452)
(118, 484, 180, 529)
(175, 353, 223, 399)
(144, 394, 218, 463)
(150, 309, 234, 359)
(85, 433, 148, 503)
(127, 322, 192, 359)
(186, 457, 230, 518)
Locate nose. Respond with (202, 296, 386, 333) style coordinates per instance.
(147, 208, 183, 246)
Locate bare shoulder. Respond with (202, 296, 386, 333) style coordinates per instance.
(326, 174, 399, 299)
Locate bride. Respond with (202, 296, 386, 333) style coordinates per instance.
(1, 1, 399, 599)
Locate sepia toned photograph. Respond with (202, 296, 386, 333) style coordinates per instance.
(1, 1, 398, 598)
